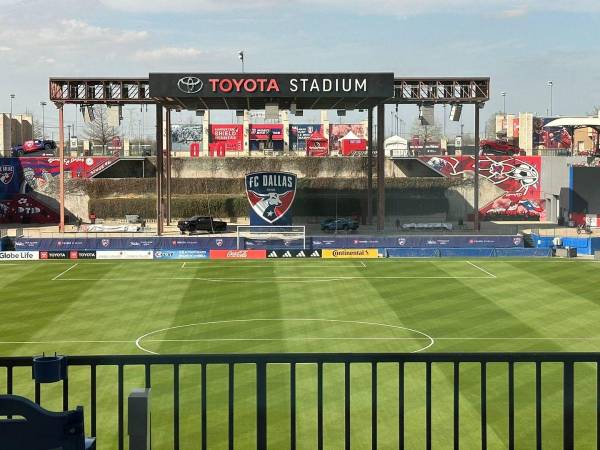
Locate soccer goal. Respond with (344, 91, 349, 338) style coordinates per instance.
(236, 225, 306, 250)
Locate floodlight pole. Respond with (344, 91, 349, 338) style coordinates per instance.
(165, 108, 172, 225)
(58, 104, 65, 232)
(376, 102, 385, 231)
(156, 105, 164, 236)
(474, 103, 481, 232)
(9, 94, 14, 152)
(367, 107, 374, 225)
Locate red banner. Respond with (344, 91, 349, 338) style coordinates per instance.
(210, 125, 244, 151)
(210, 249, 267, 260)
(420, 155, 544, 220)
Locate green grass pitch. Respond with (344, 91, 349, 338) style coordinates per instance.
(1, 258, 599, 449)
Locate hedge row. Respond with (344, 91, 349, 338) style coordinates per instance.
(89, 192, 452, 220)
(74, 177, 468, 199)
(89, 195, 248, 220)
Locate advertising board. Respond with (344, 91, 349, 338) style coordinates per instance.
(266, 249, 321, 258)
(0, 251, 39, 260)
(154, 250, 209, 260)
(210, 249, 266, 260)
(69, 251, 97, 260)
(40, 251, 69, 260)
(322, 249, 379, 259)
(97, 250, 154, 260)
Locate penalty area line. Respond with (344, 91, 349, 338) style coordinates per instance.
(466, 261, 497, 278)
(52, 263, 79, 281)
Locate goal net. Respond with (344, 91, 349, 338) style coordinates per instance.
(236, 225, 306, 250)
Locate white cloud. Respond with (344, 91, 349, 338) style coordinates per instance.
(98, 0, 600, 15)
(0, 46, 11, 52)
(133, 47, 204, 61)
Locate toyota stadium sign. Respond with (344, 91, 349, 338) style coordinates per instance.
(150, 73, 394, 98)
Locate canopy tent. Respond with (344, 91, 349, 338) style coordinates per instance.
(384, 135, 410, 157)
(306, 130, 329, 157)
(339, 131, 367, 156)
(544, 117, 600, 129)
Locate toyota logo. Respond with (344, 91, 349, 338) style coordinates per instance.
(177, 76, 203, 94)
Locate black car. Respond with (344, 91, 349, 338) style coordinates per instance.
(177, 216, 227, 234)
(321, 218, 359, 232)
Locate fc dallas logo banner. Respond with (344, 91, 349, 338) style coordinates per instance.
(245, 172, 297, 225)
(0, 165, 15, 185)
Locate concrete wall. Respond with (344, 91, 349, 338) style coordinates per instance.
(0, 114, 33, 156)
(540, 156, 588, 222)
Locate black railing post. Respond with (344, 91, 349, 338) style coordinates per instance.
(372, 362, 378, 450)
(481, 363, 487, 450)
(201, 363, 207, 450)
(290, 363, 296, 450)
(317, 362, 324, 450)
(426, 362, 432, 450)
(563, 362, 574, 450)
(536, 362, 542, 450)
(118, 364, 124, 450)
(229, 363, 235, 450)
(399, 362, 405, 450)
(453, 362, 459, 450)
(257, 362, 267, 450)
(508, 362, 515, 450)
(174, 364, 180, 450)
(91, 365, 97, 437)
(344, 362, 351, 450)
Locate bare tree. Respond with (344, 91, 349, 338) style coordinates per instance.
(588, 105, 600, 116)
(84, 106, 119, 146)
(409, 118, 442, 146)
(485, 111, 502, 139)
(32, 119, 43, 139)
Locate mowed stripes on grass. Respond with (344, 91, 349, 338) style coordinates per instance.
(1, 258, 600, 449)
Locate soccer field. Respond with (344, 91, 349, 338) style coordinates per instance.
(1, 258, 599, 448)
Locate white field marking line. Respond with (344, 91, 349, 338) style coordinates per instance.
(52, 263, 79, 281)
(135, 318, 436, 355)
(0, 340, 133, 344)
(147, 338, 429, 342)
(4, 336, 600, 346)
(466, 261, 497, 278)
(181, 264, 362, 269)
(53, 275, 492, 283)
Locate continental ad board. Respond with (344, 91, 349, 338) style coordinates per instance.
(322, 249, 379, 259)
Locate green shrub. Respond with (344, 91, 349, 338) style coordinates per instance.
(89, 195, 248, 220)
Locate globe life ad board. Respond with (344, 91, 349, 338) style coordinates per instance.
(0, 251, 39, 260)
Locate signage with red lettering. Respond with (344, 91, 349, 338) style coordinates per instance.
(210, 125, 244, 152)
(210, 249, 267, 260)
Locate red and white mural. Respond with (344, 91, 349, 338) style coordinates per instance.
(0, 157, 118, 224)
(421, 155, 544, 220)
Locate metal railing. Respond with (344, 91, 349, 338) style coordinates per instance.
(1, 353, 598, 450)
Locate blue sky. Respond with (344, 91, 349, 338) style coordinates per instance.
(1, 0, 599, 139)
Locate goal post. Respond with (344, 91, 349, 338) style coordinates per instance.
(236, 225, 306, 250)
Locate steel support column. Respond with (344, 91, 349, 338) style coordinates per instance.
(367, 108, 374, 226)
(376, 103, 385, 231)
(474, 103, 480, 232)
(156, 106, 164, 236)
(58, 105, 65, 233)
(165, 108, 172, 226)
